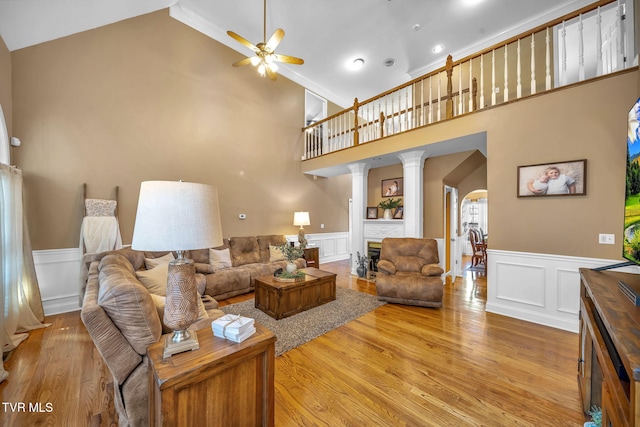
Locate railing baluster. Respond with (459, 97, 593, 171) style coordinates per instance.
(480, 54, 485, 108)
(437, 72, 442, 121)
(504, 46, 509, 102)
(561, 21, 568, 86)
(579, 15, 585, 81)
(531, 33, 537, 95)
(516, 39, 522, 98)
(429, 76, 433, 124)
(491, 50, 496, 106)
(616, 0, 624, 69)
(596, 7, 603, 75)
(458, 64, 463, 115)
(546, 27, 552, 90)
(469, 59, 474, 112)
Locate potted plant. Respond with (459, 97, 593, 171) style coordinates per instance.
(275, 242, 305, 273)
(378, 198, 402, 220)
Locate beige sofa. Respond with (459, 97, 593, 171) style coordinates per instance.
(81, 252, 225, 427)
(176, 234, 307, 300)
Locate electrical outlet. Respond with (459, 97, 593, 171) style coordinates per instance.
(598, 234, 615, 244)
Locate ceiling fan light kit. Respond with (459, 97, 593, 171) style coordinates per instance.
(227, 0, 304, 80)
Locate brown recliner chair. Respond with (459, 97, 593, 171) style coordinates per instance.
(375, 238, 444, 308)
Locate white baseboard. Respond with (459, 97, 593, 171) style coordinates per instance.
(486, 250, 640, 333)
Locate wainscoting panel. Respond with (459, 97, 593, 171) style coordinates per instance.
(494, 262, 545, 307)
(33, 248, 82, 316)
(487, 250, 640, 333)
(297, 232, 350, 264)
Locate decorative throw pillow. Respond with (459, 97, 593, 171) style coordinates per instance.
(135, 263, 169, 296)
(269, 244, 286, 262)
(85, 199, 117, 217)
(144, 252, 175, 270)
(209, 248, 232, 271)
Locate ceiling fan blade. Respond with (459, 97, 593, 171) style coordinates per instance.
(273, 54, 304, 65)
(232, 57, 255, 67)
(227, 31, 260, 53)
(265, 28, 284, 52)
(266, 66, 278, 80)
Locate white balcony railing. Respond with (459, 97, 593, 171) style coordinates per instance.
(302, 0, 635, 160)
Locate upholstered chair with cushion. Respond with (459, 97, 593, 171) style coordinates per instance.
(375, 237, 444, 308)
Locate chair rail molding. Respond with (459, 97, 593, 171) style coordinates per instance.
(486, 249, 640, 333)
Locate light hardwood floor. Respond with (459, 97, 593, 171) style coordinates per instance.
(0, 258, 585, 426)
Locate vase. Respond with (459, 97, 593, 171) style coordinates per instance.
(356, 265, 366, 278)
(383, 208, 393, 220)
(286, 262, 297, 273)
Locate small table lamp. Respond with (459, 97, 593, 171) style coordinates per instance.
(293, 211, 310, 247)
(132, 181, 223, 358)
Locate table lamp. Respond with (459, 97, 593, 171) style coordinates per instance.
(293, 211, 310, 247)
(132, 181, 223, 358)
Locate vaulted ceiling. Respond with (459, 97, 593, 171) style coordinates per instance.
(0, 0, 595, 107)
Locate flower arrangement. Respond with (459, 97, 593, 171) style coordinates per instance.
(378, 198, 402, 210)
(355, 251, 368, 268)
(275, 242, 305, 263)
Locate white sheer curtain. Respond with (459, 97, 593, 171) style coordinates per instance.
(0, 157, 48, 385)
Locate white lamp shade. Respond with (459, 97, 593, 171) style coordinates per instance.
(293, 211, 310, 227)
(131, 181, 223, 251)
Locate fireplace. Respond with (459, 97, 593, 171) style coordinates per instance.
(367, 241, 381, 273)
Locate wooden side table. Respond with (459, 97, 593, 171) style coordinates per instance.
(303, 246, 319, 269)
(147, 323, 276, 426)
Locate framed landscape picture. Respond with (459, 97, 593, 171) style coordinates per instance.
(382, 178, 403, 197)
(517, 159, 586, 197)
(367, 207, 378, 219)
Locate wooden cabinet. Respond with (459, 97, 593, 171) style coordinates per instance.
(303, 246, 319, 269)
(579, 269, 640, 427)
(147, 323, 276, 426)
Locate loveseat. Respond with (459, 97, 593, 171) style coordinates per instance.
(81, 252, 225, 427)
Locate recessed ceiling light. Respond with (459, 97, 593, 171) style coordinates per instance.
(432, 44, 444, 54)
(412, 24, 421, 32)
(383, 58, 396, 67)
(353, 58, 365, 69)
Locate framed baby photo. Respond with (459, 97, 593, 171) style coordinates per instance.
(382, 177, 403, 197)
(366, 207, 378, 219)
(517, 159, 587, 198)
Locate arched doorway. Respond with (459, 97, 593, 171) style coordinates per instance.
(460, 189, 488, 273)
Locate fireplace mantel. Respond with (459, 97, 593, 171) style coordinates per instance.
(363, 219, 404, 242)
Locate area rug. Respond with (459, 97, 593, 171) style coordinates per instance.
(221, 287, 386, 357)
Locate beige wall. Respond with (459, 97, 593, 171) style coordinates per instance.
(0, 35, 11, 138)
(486, 71, 637, 258)
(10, 10, 351, 250)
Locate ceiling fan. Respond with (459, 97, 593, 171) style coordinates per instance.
(227, 0, 304, 80)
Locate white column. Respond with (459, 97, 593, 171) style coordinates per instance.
(348, 162, 370, 275)
(398, 150, 427, 238)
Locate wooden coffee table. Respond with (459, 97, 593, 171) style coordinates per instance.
(254, 267, 337, 320)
